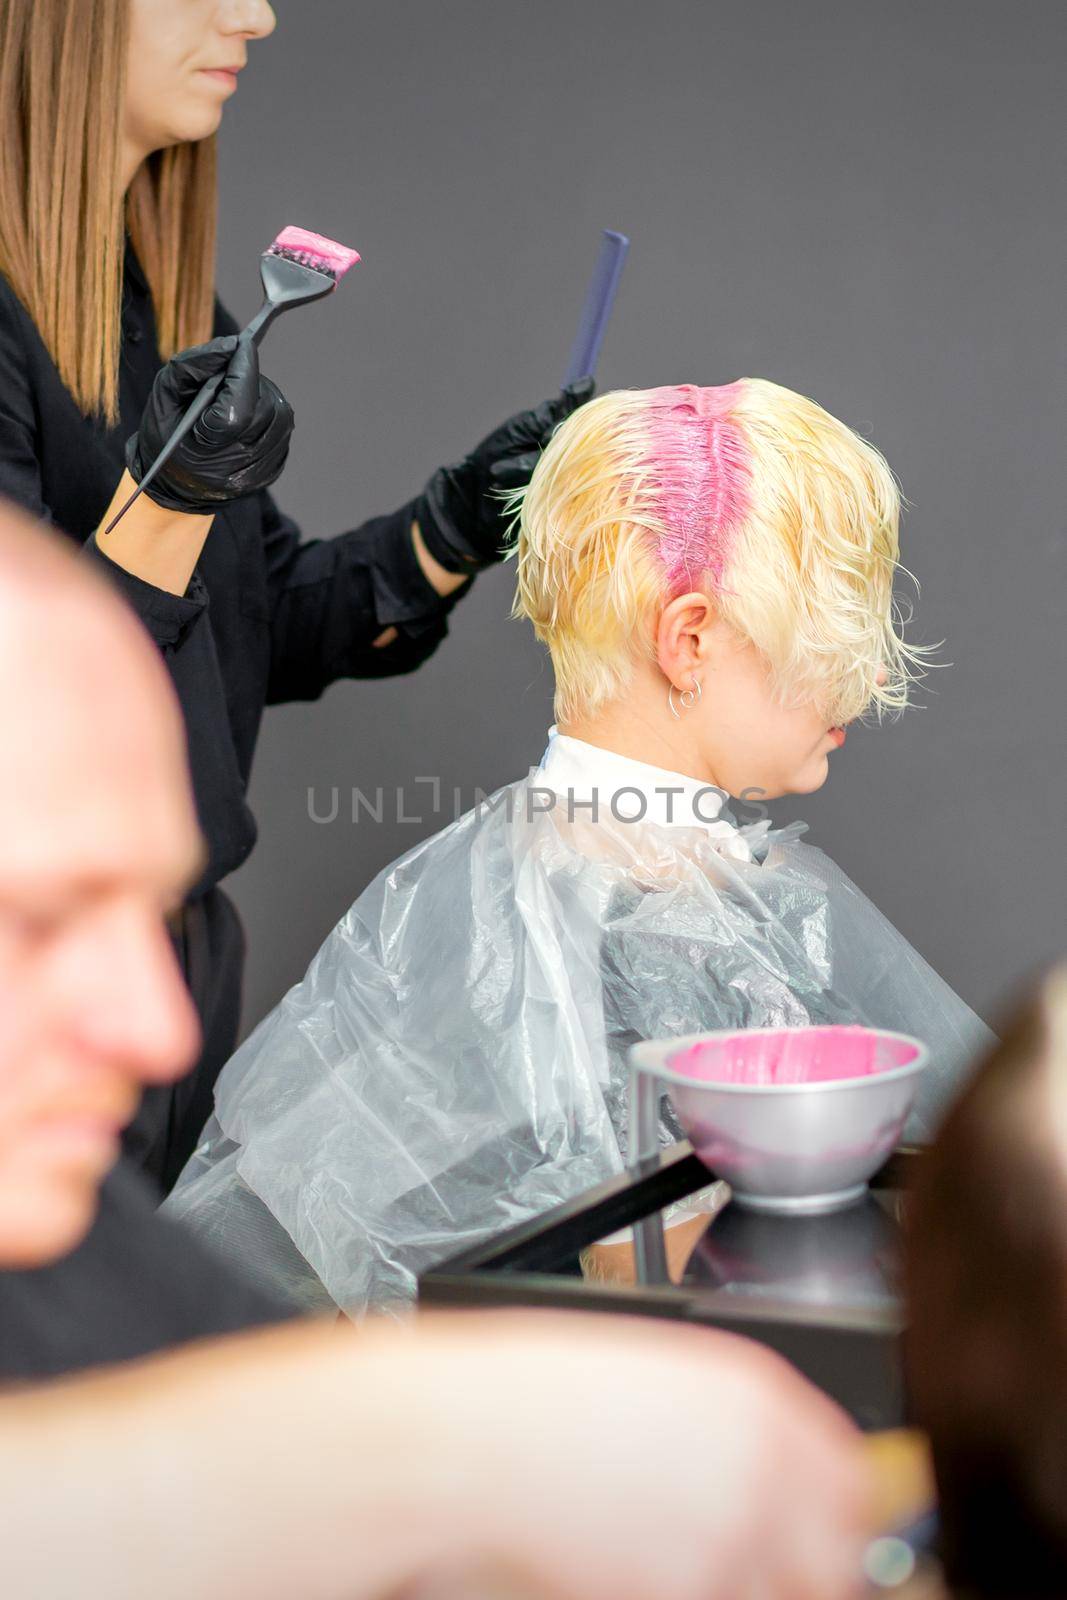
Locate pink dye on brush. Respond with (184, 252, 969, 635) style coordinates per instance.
(643, 383, 751, 590)
(268, 226, 361, 280)
(667, 1025, 920, 1087)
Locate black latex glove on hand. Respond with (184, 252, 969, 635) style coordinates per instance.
(414, 377, 595, 573)
(127, 334, 295, 516)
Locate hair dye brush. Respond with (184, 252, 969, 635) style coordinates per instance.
(563, 228, 630, 386)
(104, 226, 360, 535)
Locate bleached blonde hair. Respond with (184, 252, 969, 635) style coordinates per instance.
(508, 379, 931, 729)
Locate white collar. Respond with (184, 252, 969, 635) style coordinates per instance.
(533, 726, 754, 862)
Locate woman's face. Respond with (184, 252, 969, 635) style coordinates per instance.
(651, 597, 878, 802)
(125, 0, 276, 161)
(682, 627, 885, 801)
(682, 638, 837, 800)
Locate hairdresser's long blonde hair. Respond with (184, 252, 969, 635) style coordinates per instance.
(0, 0, 217, 421)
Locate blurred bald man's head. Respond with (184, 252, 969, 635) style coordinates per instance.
(906, 963, 1067, 1596)
(0, 502, 203, 1266)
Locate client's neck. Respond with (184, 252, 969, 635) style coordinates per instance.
(558, 697, 719, 788)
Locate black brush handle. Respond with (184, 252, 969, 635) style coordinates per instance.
(100, 364, 229, 538)
(101, 252, 337, 538)
(101, 319, 270, 537)
(131, 368, 227, 506)
(130, 301, 283, 506)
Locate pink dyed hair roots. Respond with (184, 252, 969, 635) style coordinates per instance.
(643, 383, 751, 591)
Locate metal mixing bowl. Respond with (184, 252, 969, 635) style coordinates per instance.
(630, 1025, 930, 1215)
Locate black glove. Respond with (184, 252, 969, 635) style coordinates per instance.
(414, 377, 595, 573)
(127, 334, 295, 515)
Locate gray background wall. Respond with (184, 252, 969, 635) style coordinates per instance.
(217, 0, 1066, 1037)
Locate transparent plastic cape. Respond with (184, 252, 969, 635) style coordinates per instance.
(165, 776, 995, 1315)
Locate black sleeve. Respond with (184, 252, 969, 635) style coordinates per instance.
(259, 491, 473, 705)
(0, 278, 49, 520)
(0, 277, 209, 649)
(0, 1159, 297, 1383)
(84, 532, 209, 650)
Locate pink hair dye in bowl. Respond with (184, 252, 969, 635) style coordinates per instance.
(643, 383, 752, 591)
(631, 1024, 930, 1212)
(667, 1024, 921, 1088)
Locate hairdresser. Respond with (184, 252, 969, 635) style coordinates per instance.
(0, 0, 590, 1192)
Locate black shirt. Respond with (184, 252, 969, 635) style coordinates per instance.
(0, 1159, 294, 1382)
(0, 247, 470, 895)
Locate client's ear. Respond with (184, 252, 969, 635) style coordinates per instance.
(655, 590, 721, 688)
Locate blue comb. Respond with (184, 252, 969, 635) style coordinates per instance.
(563, 229, 630, 387)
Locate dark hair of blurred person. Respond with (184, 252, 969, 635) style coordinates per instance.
(905, 962, 1067, 1597)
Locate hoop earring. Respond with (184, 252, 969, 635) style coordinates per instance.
(668, 677, 702, 720)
